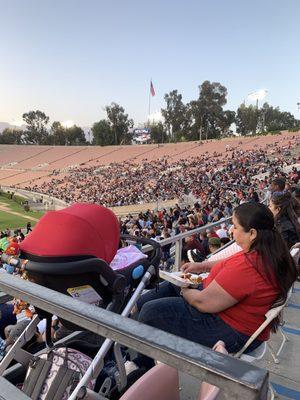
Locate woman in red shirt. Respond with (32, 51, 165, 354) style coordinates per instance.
(134, 203, 297, 370)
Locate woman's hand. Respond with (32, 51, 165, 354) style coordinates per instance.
(181, 261, 212, 273)
(181, 262, 203, 273)
(180, 287, 189, 297)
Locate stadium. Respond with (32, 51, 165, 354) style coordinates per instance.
(1, 1, 300, 398)
(0, 129, 299, 400)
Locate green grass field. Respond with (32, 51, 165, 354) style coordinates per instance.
(0, 195, 44, 231)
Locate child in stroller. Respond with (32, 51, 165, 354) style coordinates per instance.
(0, 203, 161, 400)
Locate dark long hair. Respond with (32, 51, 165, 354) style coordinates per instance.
(271, 191, 300, 238)
(234, 203, 297, 318)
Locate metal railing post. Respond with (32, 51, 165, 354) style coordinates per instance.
(174, 238, 183, 271)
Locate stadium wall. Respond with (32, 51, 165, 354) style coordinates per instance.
(0, 186, 68, 211)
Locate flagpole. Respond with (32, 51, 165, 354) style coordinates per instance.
(148, 78, 151, 123)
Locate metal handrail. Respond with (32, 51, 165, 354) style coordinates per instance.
(143, 216, 232, 269)
(145, 196, 268, 270)
(157, 216, 232, 247)
(0, 273, 268, 399)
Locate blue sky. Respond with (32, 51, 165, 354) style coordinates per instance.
(0, 0, 299, 127)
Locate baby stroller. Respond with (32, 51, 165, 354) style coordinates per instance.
(0, 203, 161, 400)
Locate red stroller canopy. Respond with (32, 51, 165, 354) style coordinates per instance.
(20, 203, 120, 263)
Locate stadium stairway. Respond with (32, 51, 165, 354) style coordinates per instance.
(42, 147, 89, 170)
(13, 147, 52, 165)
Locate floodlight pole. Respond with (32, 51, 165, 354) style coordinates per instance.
(255, 99, 259, 135)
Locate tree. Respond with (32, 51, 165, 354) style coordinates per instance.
(22, 110, 50, 144)
(0, 128, 23, 144)
(65, 125, 87, 145)
(161, 90, 188, 140)
(149, 122, 168, 143)
(189, 81, 228, 140)
(105, 103, 134, 145)
(50, 121, 67, 145)
(260, 103, 300, 132)
(235, 104, 259, 135)
(279, 111, 300, 130)
(236, 103, 300, 135)
(219, 110, 236, 136)
(92, 120, 113, 146)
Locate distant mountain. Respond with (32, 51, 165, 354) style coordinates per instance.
(0, 122, 10, 132)
(0, 122, 26, 132)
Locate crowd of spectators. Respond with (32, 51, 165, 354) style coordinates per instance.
(0, 138, 299, 371)
(22, 137, 300, 269)
(25, 137, 300, 208)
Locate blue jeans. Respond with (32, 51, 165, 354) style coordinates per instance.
(134, 282, 262, 369)
(0, 303, 17, 339)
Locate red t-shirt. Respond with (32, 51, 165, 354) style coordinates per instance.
(203, 251, 279, 341)
(209, 232, 219, 238)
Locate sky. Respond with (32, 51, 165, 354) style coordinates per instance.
(0, 0, 299, 127)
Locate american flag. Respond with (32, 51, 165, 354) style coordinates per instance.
(150, 80, 155, 97)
